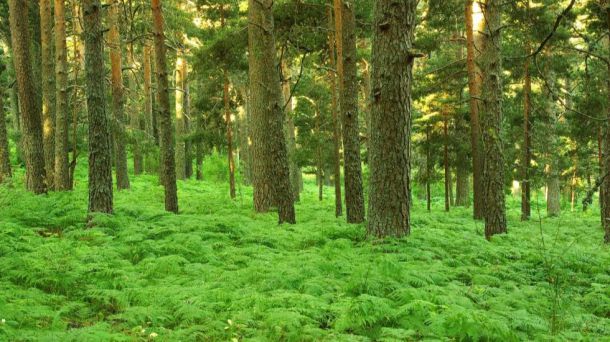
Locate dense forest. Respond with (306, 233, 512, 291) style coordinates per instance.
(0, 0, 609, 340)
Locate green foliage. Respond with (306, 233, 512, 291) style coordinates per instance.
(1, 163, 609, 341)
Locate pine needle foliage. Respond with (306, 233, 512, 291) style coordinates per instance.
(0, 163, 609, 341)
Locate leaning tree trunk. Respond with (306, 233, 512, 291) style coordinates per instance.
(480, 0, 507, 239)
(109, 0, 130, 190)
(247, 0, 295, 224)
(8, 0, 47, 194)
(0, 83, 11, 183)
(335, 0, 365, 223)
(367, 0, 417, 238)
(152, 0, 178, 213)
(40, 0, 56, 188)
(54, 0, 70, 191)
(327, 6, 343, 217)
(465, 0, 485, 220)
(83, 0, 113, 214)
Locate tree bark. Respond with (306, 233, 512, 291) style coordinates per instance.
(327, 6, 343, 217)
(602, 0, 610, 243)
(281, 60, 301, 202)
(175, 52, 187, 180)
(238, 87, 252, 185)
(465, 0, 485, 220)
(8, 0, 47, 194)
(70, 1, 85, 188)
(40, 0, 56, 188)
(335, 1, 365, 223)
(480, 0, 507, 239)
(127, 42, 144, 176)
(367, 0, 417, 237)
(54, 0, 70, 191)
(0, 83, 11, 183)
(224, 69, 236, 199)
(444, 108, 450, 212)
(247, 0, 295, 224)
(522, 49, 532, 220)
(109, 0, 130, 190)
(83, 0, 113, 213)
(544, 64, 561, 217)
(143, 44, 156, 174)
(152, 0, 178, 213)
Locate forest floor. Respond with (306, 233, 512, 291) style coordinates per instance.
(1, 160, 609, 341)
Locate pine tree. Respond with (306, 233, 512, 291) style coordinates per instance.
(40, 0, 56, 188)
(82, 0, 113, 214)
(247, 0, 295, 224)
(54, 0, 70, 191)
(152, 0, 178, 213)
(367, 0, 418, 237)
(8, 0, 47, 194)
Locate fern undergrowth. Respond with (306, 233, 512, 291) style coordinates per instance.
(0, 160, 609, 341)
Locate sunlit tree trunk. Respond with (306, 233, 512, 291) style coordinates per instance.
(8, 0, 47, 194)
(465, 0, 484, 220)
(480, 0, 507, 239)
(327, 6, 343, 217)
(247, 0, 295, 223)
(335, 0, 365, 223)
(367, 0, 417, 237)
(109, 0, 130, 190)
(40, 0, 56, 188)
(175, 52, 187, 180)
(83, 0, 113, 213)
(152, 0, 178, 213)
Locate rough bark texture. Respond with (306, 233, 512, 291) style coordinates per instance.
(152, 0, 178, 213)
(54, 0, 70, 191)
(247, 0, 295, 224)
(465, 0, 485, 220)
(0, 84, 11, 183)
(367, 0, 416, 238)
(109, 0, 130, 190)
(225, 69, 236, 199)
(40, 0, 56, 188)
(9, 0, 47, 194)
(480, 0, 507, 239)
(327, 6, 343, 217)
(83, 0, 113, 213)
(335, 1, 365, 223)
(175, 54, 187, 180)
(544, 66, 561, 217)
(603, 0, 610, 243)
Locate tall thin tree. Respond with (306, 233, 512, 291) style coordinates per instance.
(40, 0, 56, 188)
(54, 0, 70, 191)
(152, 0, 179, 213)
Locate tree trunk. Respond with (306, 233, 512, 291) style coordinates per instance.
(127, 42, 144, 176)
(480, 0, 507, 239)
(367, 0, 417, 237)
(456, 163, 470, 207)
(224, 69, 236, 199)
(175, 52, 187, 180)
(238, 87, 252, 185)
(152, 0, 179, 213)
(0, 83, 11, 183)
(281, 60, 301, 202)
(522, 37, 532, 219)
(70, 1, 85, 189)
(327, 6, 343, 217)
(53, 0, 70, 191)
(143, 44, 156, 174)
(426, 125, 432, 212)
(602, 0, 610, 243)
(544, 65, 561, 217)
(335, 1, 365, 223)
(83, 0, 113, 213)
(247, 0, 295, 224)
(184, 82, 193, 179)
(444, 109, 450, 212)
(109, 0, 130, 190)
(39, 0, 56, 188)
(8, 0, 47, 194)
(465, 0, 484, 220)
